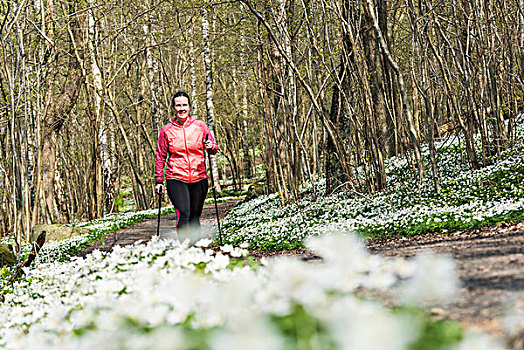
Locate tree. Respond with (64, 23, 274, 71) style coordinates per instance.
(35, 1, 84, 224)
(202, 5, 222, 194)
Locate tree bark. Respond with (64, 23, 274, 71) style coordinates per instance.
(202, 6, 222, 195)
(240, 22, 252, 178)
(365, 0, 424, 183)
(144, 19, 161, 136)
(89, 7, 112, 216)
(36, 1, 84, 224)
(520, 0, 524, 82)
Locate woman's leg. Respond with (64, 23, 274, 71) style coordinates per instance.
(166, 180, 191, 230)
(188, 178, 209, 228)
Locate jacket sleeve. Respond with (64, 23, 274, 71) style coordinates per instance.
(203, 125, 219, 155)
(154, 128, 169, 183)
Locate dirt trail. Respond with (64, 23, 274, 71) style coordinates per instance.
(367, 223, 524, 348)
(79, 202, 524, 348)
(79, 200, 239, 256)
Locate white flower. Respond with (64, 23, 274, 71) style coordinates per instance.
(229, 247, 248, 258)
(194, 238, 213, 248)
(316, 296, 419, 350)
(399, 251, 459, 305)
(148, 327, 190, 350)
(264, 257, 326, 306)
(209, 319, 285, 350)
(503, 295, 524, 336)
(452, 330, 505, 350)
(220, 244, 234, 253)
(306, 232, 368, 268)
(205, 253, 230, 272)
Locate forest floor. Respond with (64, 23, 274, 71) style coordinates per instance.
(367, 223, 524, 349)
(78, 200, 524, 348)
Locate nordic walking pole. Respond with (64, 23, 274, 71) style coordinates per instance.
(156, 191, 162, 237)
(205, 134, 223, 245)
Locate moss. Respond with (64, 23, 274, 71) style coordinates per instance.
(243, 182, 267, 202)
(0, 245, 16, 267)
(30, 224, 91, 243)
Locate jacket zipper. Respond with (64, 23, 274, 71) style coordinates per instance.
(183, 126, 192, 182)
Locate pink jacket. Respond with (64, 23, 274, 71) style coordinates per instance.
(155, 116, 218, 184)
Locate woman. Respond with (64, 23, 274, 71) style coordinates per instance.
(154, 91, 218, 235)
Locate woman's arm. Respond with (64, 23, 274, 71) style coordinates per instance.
(154, 128, 169, 183)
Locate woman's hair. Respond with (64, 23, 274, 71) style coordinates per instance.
(171, 91, 191, 109)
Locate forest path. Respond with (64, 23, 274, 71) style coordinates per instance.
(79, 204, 523, 347)
(367, 223, 524, 347)
(79, 200, 240, 256)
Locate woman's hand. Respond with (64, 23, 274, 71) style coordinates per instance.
(203, 139, 213, 150)
(155, 183, 164, 194)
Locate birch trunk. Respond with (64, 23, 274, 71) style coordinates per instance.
(202, 6, 222, 194)
(239, 13, 252, 178)
(255, 27, 275, 193)
(189, 29, 198, 116)
(89, 8, 114, 214)
(144, 22, 161, 136)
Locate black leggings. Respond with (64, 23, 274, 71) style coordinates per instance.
(166, 179, 208, 231)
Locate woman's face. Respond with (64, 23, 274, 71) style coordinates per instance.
(174, 96, 190, 121)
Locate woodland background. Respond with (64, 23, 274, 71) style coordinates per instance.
(1, 0, 523, 251)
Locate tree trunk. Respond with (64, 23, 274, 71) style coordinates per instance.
(36, 2, 84, 224)
(144, 19, 161, 136)
(365, 0, 424, 184)
(520, 0, 524, 82)
(89, 7, 113, 216)
(325, 64, 347, 195)
(408, 0, 439, 192)
(201, 6, 222, 194)
(189, 29, 199, 117)
(255, 26, 275, 194)
(361, 0, 387, 191)
(240, 23, 252, 178)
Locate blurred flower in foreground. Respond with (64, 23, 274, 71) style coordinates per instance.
(0, 231, 502, 350)
(315, 296, 419, 350)
(209, 319, 285, 350)
(399, 251, 459, 306)
(504, 295, 524, 337)
(451, 330, 505, 350)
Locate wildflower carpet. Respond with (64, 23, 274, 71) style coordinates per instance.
(1, 200, 522, 349)
(78, 201, 523, 347)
